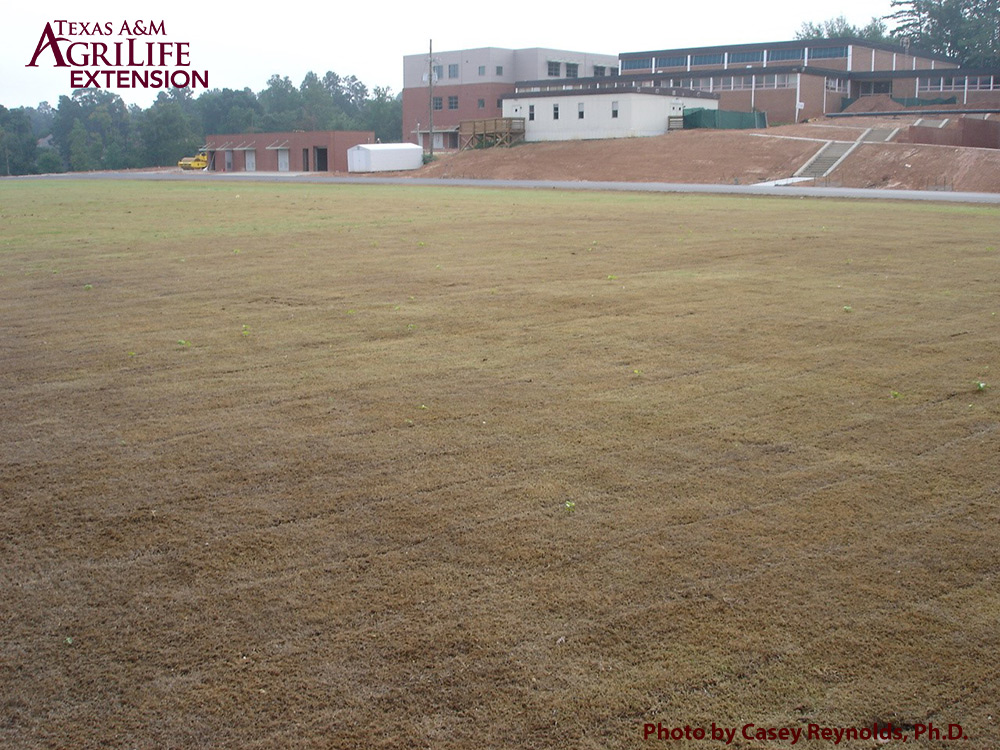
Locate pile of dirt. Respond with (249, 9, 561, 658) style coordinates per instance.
(415, 130, 819, 185)
(397, 118, 1000, 193)
(830, 141, 1000, 191)
(843, 95, 906, 113)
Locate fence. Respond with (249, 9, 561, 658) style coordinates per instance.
(682, 108, 768, 130)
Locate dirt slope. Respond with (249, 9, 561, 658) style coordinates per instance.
(403, 118, 1000, 192)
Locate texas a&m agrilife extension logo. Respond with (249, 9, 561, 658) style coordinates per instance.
(25, 20, 208, 93)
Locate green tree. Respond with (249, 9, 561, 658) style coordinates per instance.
(363, 87, 402, 142)
(139, 95, 200, 165)
(300, 71, 339, 130)
(322, 71, 370, 121)
(258, 75, 302, 131)
(197, 88, 262, 134)
(51, 90, 136, 171)
(68, 119, 98, 171)
(796, 14, 889, 41)
(35, 148, 64, 174)
(0, 106, 38, 175)
(888, 0, 1000, 66)
(24, 101, 55, 139)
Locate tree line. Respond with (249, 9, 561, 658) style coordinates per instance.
(0, 71, 402, 176)
(797, 1, 999, 67)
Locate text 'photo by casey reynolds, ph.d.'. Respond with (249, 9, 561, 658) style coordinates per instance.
(24, 19, 209, 93)
(643, 721, 971, 744)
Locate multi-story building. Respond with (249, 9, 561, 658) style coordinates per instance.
(402, 47, 619, 149)
(616, 38, 1000, 122)
(404, 39, 1000, 148)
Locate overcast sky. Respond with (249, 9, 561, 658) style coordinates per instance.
(3, 1, 896, 110)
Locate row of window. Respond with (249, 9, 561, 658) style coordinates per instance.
(626, 46, 848, 71)
(433, 61, 612, 80)
(526, 101, 620, 121)
(659, 74, 797, 91)
(518, 72, 811, 96)
(918, 75, 997, 91)
(433, 63, 505, 80)
(431, 96, 504, 110)
(547, 62, 609, 78)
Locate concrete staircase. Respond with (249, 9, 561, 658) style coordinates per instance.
(861, 126, 899, 142)
(793, 140, 855, 179)
(792, 126, 900, 180)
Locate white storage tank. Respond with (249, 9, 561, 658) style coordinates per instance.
(347, 143, 424, 173)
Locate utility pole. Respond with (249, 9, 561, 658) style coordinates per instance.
(428, 39, 434, 158)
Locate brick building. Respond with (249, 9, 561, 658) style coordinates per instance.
(616, 38, 1000, 122)
(404, 39, 1000, 146)
(204, 130, 374, 173)
(402, 47, 619, 149)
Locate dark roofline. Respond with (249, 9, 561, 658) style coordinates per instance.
(513, 73, 621, 87)
(619, 37, 958, 65)
(847, 66, 1000, 79)
(502, 85, 719, 101)
(612, 64, 998, 81)
(610, 64, 837, 80)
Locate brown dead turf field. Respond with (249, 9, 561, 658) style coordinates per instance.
(1, 180, 998, 749)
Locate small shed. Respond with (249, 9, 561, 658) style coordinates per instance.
(347, 143, 423, 173)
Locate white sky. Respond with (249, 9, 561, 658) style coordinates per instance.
(2, 1, 895, 110)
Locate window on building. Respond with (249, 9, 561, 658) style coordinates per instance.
(478, 98, 485, 109)
(756, 74, 796, 89)
(768, 47, 804, 61)
(691, 53, 724, 66)
(496, 98, 502, 108)
(683, 77, 712, 91)
(611, 101, 619, 118)
(432, 96, 443, 110)
(528, 104, 535, 121)
(448, 95, 459, 109)
(566, 63, 579, 78)
(553, 103, 560, 119)
(594, 66, 606, 77)
(578, 102, 584, 119)
(433, 65, 443, 81)
(548, 61, 561, 76)
(448, 63, 459, 78)
(496, 65, 503, 75)
(655, 55, 687, 68)
(809, 46, 848, 60)
(729, 50, 764, 64)
(622, 57, 652, 71)
(478, 65, 486, 76)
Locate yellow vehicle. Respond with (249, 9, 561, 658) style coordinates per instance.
(178, 151, 208, 170)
